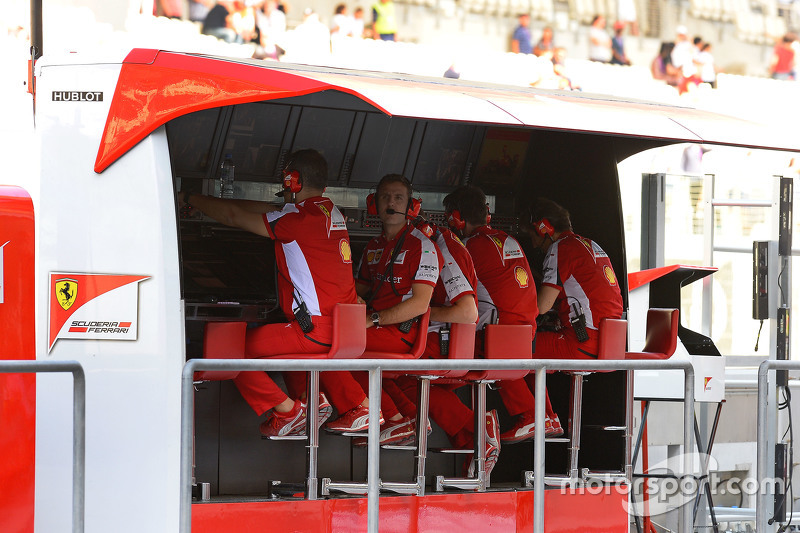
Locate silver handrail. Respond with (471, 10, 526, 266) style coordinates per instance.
(0, 360, 85, 533)
(180, 358, 695, 533)
(757, 360, 799, 532)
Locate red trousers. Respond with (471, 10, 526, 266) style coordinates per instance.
(378, 331, 474, 442)
(497, 327, 596, 418)
(233, 317, 365, 416)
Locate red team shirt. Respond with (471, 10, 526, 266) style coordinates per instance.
(428, 226, 478, 331)
(464, 226, 538, 336)
(541, 231, 623, 331)
(357, 223, 441, 313)
(263, 196, 358, 320)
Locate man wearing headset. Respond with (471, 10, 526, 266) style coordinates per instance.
(178, 149, 367, 438)
(327, 174, 442, 440)
(526, 197, 623, 358)
(442, 185, 563, 445)
(496, 197, 624, 443)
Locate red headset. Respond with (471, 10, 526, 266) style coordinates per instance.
(282, 168, 302, 194)
(447, 204, 491, 231)
(527, 204, 555, 238)
(366, 193, 421, 219)
(532, 218, 555, 238)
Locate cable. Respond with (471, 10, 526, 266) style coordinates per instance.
(755, 319, 764, 352)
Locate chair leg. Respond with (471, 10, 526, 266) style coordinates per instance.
(413, 377, 431, 496)
(306, 370, 320, 500)
(474, 381, 488, 489)
(568, 373, 584, 480)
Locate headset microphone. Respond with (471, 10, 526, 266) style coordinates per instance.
(385, 208, 398, 215)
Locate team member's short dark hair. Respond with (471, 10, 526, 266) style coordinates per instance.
(376, 174, 412, 197)
(530, 197, 572, 232)
(285, 149, 328, 191)
(443, 185, 487, 226)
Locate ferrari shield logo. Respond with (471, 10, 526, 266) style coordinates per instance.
(56, 278, 78, 311)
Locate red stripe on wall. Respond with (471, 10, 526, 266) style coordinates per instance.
(192, 489, 629, 533)
(68, 327, 88, 333)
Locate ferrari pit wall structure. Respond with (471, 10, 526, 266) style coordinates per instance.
(1, 48, 798, 532)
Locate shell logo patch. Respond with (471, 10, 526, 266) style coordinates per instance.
(514, 266, 529, 288)
(604, 265, 617, 286)
(340, 239, 352, 263)
(368, 249, 383, 265)
(56, 278, 79, 310)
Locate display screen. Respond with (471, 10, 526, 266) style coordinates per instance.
(473, 128, 531, 187)
(222, 103, 292, 180)
(412, 122, 475, 189)
(166, 107, 222, 177)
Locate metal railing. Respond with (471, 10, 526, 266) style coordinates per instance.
(0, 360, 86, 533)
(757, 360, 800, 532)
(181, 357, 695, 532)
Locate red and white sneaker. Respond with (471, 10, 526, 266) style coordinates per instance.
(548, 415, 564, 438)
(353, 416, 417, 447)
(500, 413, 564, 444)
(317, 393, 333, 429)
(466, 410, 501, 478)
(260, 400, 307, 437)
(324, 405, 384, 433)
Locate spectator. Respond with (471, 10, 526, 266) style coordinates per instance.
(157, 0, 183, 18)
(651, 41, 680, 86)
(552, 47, 580, 90)
(695, 42, 718, 87)
(256, 0, 287, 58)
(610, 20, 631, 65)
(588, 14, 612, 63)
(533, 26, 555, 57)
(769, 33, 796, 80)
(616, 0, 639, 35)
(671, 26, 696, 79)
(294, 8, 332, 55)
(372, 0, 398, 41)
(330, 3, 352, 37)
(202, 1, 244, 43)
(511, 13, 533, 54)
(189, 0, 215, 22)
(444, 63, 461, 79)
(352, 7, 366, 38)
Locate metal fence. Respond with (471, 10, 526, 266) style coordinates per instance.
(181, 358, 696, 533)
(0, 360, 86, 533)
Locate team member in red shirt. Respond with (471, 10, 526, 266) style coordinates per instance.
(385, 216, 501, 475)
(443, 185, 562, 445)
(179, 149, 364, 437)
(501, 197, 624, 443)
(328, 174, 441, 440)
(527, 197, 623, 357)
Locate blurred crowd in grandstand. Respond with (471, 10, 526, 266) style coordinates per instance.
(140, 0, 797, 93)
(1, 0, 798, 106)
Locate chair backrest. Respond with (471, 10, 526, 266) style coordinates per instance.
(361, 309, 431, 359)
(330, 303, 367, 358)
(466, 323, 532, 381)
(194, 321, 247, 381)
(642, 308, 679, 358)
(597, 318, 628, 360)
(448, 322, 476, 360)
